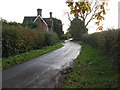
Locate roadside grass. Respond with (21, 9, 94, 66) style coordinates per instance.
(3, 43, 63, 70)
(60, 42, 119, 88)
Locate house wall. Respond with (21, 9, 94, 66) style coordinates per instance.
(37, 18, 48, 31)
(48, 27, 53, 31)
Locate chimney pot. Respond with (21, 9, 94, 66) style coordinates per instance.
(50, 12, 52, 18)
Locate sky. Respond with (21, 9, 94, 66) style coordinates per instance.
(0, 0, 120, 34)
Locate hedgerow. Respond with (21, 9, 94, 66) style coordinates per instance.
(82, 29, 120, 64)
(2, 24, 59, 58)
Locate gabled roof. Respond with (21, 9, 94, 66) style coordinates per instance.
(23, 15, 48, 26)
(34, 15, 48, 26)
(23, 16, 53, 27)
(44, 18, 53, 27)
(23, 16, 36, 22)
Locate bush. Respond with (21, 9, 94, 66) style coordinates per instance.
(2, 24, 59, 58)
(82, 29, 120, 64)
(43, 31, 59, 46)
(60, 34, 68, 40)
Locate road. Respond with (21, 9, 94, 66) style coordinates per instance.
(2, 40, 81, 88)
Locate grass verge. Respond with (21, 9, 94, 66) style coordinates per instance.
(60, 42, 119, 88)
(3, 44, 63, 69)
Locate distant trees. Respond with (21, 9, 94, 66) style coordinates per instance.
(2, 19, 22, 26)
(69, 17, 86, 40)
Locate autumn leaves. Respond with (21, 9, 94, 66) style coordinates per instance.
(66, 0, 109, 30)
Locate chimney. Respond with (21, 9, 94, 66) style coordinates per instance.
(49, 12, 52, 18)
(37, 9, 42, 16)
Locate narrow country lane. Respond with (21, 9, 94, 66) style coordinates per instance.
(2, 40, 81, 88)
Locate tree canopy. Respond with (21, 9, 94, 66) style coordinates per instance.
(70, 17, 86, 40)
(53, 18, 64, 38)
(66, 0, 108, 31)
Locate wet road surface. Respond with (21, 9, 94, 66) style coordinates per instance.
(2, 40, 81, 88)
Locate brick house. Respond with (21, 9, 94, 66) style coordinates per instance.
(23, 9, 53, 31)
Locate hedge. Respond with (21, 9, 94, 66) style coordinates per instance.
(82, 29, 120, 64)
(2, 24, 58, 58)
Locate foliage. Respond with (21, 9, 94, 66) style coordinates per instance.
(60, 42, 119, 88)
(22, 17, 63, 38)
(2, 24, 59, 58)
(69, 17, 86, 40)
(60, 32, 71, 40)
(66, 0, 108, 31)
(53, 18, 64, 39)
(22, 21, 39, 29)
(43, 31, 59, 46)
(2, 19, 22, 26)
(3, 44, 63, 69)
(82, 29, 120, 64)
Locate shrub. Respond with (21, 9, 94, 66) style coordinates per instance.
(60, 34, 68, 40)
(82, 29, 120, 64)
(3, 25, 24, 57)
(2, 24, 59, 58)
(43, 31, 59, 46)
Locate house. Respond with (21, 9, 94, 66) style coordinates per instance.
(23, 9, 53, 31)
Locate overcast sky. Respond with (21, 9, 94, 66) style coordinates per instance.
(0, 0, 120, 33)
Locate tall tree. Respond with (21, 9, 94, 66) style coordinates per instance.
(70, 17, 85, 40)
(53, 18, 64, 38)
(66, 0, 108, 32)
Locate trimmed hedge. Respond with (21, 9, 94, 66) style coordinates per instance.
(82, 29, 120, 64)
(2, 24, 58, 58)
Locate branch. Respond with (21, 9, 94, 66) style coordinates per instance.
(84, 0, 100, 20)
(85, 8, 98, 27)
(67, 12, 72, 22)
(85, 3, 97, 20)
(79, 12, 84, 20)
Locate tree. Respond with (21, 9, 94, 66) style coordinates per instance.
(70, 17, 85, 40)
(2, 19, 22, 26)
(53, 18, 64, 39)
(66, 0, 108, 32)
